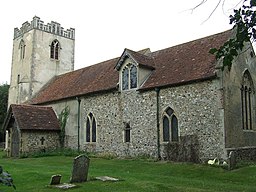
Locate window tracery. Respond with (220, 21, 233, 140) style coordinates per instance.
(121, 63, 138, 90)
(241, 70, 254, 130)
(86, 113, 97, 142)
(50, 39, 60, 60)
(162, 107, 179, 142)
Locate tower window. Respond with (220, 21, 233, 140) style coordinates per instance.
(19, 40, 25, 60)
(50, 40, 60, 60)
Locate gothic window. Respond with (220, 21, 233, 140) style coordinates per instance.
(162, 107, 179, 142)
(19, 40, 25, 60)
(50, 39, 60, 60)
(121, 64, 138, 90)
(86, 113, 97, 142)
(241, 70, 254, 130)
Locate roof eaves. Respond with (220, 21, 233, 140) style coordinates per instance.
(139, 74, 217, 92)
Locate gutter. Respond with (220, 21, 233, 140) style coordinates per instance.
(155, 87, 161, 160)
(76, 97, 81, 151)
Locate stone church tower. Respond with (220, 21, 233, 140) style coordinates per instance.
(8, 16, 75, 105)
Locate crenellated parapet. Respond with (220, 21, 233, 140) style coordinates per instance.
(14, 16, 75, 40)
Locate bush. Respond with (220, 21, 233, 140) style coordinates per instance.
(0, 166, 15, 190)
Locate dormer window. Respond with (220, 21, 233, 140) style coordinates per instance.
(122, 64, 138, 91)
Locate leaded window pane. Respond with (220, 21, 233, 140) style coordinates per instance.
(122, 68, 129, 90)
(86, 117, 90, 142)
(130, 65, 137, 89)
(166, 107, 174, 116)
(171, 115, 178, 142)
(163, 116, 170, 142)
(92, 117, 96, 142)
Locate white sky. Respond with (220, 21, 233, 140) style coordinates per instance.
(0, 0, 240, 84)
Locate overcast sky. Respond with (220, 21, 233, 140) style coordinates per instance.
(0, 0, 240, 84)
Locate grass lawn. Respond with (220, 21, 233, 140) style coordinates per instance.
(1, 152, 256, 192)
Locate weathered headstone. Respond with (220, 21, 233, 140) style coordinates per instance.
(70, 154, 90, 183)
(49, 174, 61, 185)
(228, 151, 236, 170)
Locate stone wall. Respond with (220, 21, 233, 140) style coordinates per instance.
(227, 147, 256, 161)
(49, 78, 226, 162)
(20, 130, 60, 154)
(81, 90, 159, 158)
(159, 79, 225, 162)
(222, 43, 256, 148)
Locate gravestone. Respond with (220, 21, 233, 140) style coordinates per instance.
(70, 154, 90, 183)
(228, 151, 236, 170)
(49, 174, 61, 185)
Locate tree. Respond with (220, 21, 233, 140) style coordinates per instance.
(209, 0, 256, 70)
(0, 83, 9, 142)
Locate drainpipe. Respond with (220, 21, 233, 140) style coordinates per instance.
(76, 97, 81, 151)
(155, 87, 161, 160)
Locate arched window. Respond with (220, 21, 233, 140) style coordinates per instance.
(86, 113, 97, 142)
(241, 70, 254, 130)
(50, 39, 60, 60)
(19, 40, 25, 60)
(162, 107, 179, 142)
(121, 64, 138, 90)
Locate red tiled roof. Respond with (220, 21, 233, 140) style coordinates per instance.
(30, 58, 119, 104)
(142, 30, 232, 89)
(30, 30, 232, 104)
(7, 104, 60, 131)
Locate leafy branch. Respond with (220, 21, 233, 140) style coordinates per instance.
(210, 0, 256, 70)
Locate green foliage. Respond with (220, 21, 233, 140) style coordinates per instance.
(0, 165, 15, 190)
(0, 84, 9, 141)
(210, 0, 256, 70)
(58, 106, 70, 148)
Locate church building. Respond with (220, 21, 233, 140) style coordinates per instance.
(3, 16, 256, 162)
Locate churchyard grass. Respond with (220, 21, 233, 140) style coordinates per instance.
(1, 151, 256, 191)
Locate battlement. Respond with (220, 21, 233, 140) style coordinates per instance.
(14, 16, 75, 40)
